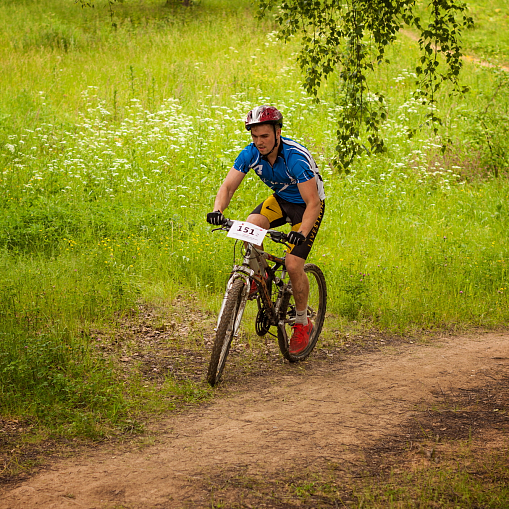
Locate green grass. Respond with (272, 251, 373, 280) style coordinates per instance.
(0, 0, 508, 438)
(357, 461, 509, 508)
(461, 0, 509, 64)
(203, 440, 509, 508)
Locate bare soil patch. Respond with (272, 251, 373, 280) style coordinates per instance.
(0, 331, 507, 508)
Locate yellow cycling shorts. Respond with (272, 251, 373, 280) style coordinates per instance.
(251, 194, 325, 260)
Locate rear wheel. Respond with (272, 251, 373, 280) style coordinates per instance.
(207, 279, 246, 386)
(277, 263, 327, 362)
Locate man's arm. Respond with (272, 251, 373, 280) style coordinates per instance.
(213, 167, 246, 213)
(297, 178, 322, 237)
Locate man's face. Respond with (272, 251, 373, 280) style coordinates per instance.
(250, 124, 280, 155)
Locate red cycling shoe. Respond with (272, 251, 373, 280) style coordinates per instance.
(289, 318, 313, 355)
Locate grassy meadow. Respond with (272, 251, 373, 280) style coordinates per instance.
(0, 0, 509, 437)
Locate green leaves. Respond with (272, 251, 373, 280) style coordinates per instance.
(258, 0, 472, 168)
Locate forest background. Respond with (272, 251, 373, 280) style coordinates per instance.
(0, 0, 508, 440)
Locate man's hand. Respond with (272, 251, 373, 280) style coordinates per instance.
(206, 210, 226, 225)
(287, 231, 306, 246)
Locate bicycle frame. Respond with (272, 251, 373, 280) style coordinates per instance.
(208, 219, 327, 385)
(215, 237, 292, 341)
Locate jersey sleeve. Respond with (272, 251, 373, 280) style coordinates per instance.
(233, 144, 255, 174)
(288, 152, 318, 184)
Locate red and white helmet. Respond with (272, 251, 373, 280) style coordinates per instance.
(245, 105, 283, 131)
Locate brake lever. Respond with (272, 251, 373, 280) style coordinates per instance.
(278, 236, 291, 248)
(269, 231, 290, 248)
(211, 218, 233, 233)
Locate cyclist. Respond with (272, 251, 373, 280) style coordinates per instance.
(207, 105, 325, 355)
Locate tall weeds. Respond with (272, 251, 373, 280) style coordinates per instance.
(0, 0, 508, 432)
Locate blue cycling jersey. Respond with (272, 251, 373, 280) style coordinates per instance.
(233, 136, 325, 204)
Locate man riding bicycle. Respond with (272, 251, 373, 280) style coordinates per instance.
(207, 105, 325, 355)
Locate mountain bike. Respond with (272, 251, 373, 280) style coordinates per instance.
(207, 218, 327, 386)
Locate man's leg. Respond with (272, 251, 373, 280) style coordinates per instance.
(285, 253, 308, 313)
(246, 213, 269, 250)
(243, 214, 270, 297)
(286, 252, 313, 354)
(247, 195, 286, 242)
(284, 200, 325, 322)
(246, 213, 270, 230)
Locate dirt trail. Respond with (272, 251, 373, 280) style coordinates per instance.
(401, 28, 509, 73)
(1, 332, 507, 508)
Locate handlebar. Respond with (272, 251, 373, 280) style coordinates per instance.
(212, 218, 290, 246)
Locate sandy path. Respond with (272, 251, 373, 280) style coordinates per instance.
(401, 28, 509, 72)
(1, 332, 507, 509)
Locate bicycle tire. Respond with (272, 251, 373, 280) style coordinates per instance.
(207, 278, 246, 386)
(277, 263, 327, 362)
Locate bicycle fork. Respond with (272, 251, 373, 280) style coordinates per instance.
(215, 270, 250, 337)
(215, 243, 264, 336)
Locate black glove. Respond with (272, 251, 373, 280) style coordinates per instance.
(207, 210, 226, 225)
(287, 230, 306, 246)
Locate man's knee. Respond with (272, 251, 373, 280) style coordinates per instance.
(285, 254, 305, 276)
(246, 213, 270, 229)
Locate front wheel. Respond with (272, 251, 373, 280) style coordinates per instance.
(277, 263, 327, 362)
(207, 278, 246, 386)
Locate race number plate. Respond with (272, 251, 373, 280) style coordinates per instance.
(227, 221, 267, 245)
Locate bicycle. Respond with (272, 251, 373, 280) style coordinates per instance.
(207, 218, 327, 386)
